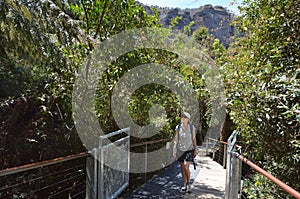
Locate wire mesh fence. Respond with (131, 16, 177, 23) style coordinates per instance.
(86, 128, 130, 199)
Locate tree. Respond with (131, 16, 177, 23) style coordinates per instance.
(0, 0, 159, 168)
(224, 0, 300, 197)
(212, 39, 226, 62)
(192, 26, 216, 56)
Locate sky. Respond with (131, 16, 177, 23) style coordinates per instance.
(137, 0, 242, 14)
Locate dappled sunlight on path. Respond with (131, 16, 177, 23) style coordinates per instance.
(125, 146, 226, 198)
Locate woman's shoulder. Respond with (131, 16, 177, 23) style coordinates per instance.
(175, 124, 180, 131)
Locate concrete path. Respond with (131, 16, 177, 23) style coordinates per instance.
(125, 146, 226, 199)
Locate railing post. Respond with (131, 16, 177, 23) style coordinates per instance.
(98, 137, 104, 199)
(223, 144, 227, 169)
(237, 154, 243, 198)
(86, 148, 98, 199)
(206, 138, 209, 155)
(212, 139, 216, 160)
(145, 144, 148, 181)
(225, 130, 240, 199)
(225, 139, 232, 199)
(231, 153, 241, 198)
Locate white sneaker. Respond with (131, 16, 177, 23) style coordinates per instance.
(186, 184, 191, 193)
(181, 184, 187, 191)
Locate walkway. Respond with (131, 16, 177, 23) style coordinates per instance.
(125, 146, 226, 199)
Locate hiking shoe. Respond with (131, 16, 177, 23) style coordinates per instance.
(186, 184, 191, 193)
(181, 184, 187, 191)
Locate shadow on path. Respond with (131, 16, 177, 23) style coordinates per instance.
(125, 161, 200, 199)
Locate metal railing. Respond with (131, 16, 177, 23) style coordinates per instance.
(236, 154, 300, 199)
(205, 137, 228, 168)
(130, 137, 172, 180)
(205, 131, 300, 199)
(0, 129, 173, 199)
(0, 152, 89, 198)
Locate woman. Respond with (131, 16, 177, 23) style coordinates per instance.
(173, 112, 197, 193)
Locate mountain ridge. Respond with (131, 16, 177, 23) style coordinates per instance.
(138, 2, 235, 47)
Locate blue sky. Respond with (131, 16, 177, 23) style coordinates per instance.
(137, 0, 242, 14)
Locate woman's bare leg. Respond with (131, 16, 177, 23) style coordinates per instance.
(180, 162, 187, 185)
(185, 162, 191, 184)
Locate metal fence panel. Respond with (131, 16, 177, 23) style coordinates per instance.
(86, 128, 130, 199)
(102, 137, 129, 199)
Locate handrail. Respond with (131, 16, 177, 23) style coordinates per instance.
(0, 137, 170, 177)
(208, 136, 300, 198)
(0, 152, 89, 177)
(130, 138, 171, 148)
(207, 137, 240, 148)
(235, 153, 300, 199)
(99, 127, 130, 139)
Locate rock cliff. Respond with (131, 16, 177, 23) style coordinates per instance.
(139, 3, 235, 47)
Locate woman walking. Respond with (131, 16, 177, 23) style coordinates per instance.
(173, 112, 197, 193)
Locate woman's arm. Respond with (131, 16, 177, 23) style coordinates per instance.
(173, 130, 178, 158)
(192, 128, 197, 157)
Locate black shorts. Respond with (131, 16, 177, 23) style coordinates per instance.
(177, 149, 194, 163)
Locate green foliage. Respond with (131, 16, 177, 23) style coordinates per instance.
(0, 0, 88, 167)
(70, 0, 159, 43)
(0, 0, 160, 167)
(243, 173, 281, 199)
(170, 16, 182, 29)
(212, 39, 227, 62)
(192, 26, 210, 42)
(93, 43, 210, 144)
(184, 21, 195, 36)
(224, 0, 300, 197)
(0, 0, 222, 170)
(192, 26, 216, 55)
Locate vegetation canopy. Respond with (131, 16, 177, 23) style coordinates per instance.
(0, 0, 299, 198)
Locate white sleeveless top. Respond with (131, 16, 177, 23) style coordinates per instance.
(176, 124, 195, 151)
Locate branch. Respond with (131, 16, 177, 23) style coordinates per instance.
(93, 0, 109, 40)
(81, 0, 90, 35)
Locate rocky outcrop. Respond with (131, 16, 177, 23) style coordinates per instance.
(140, 3, 235, 48)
